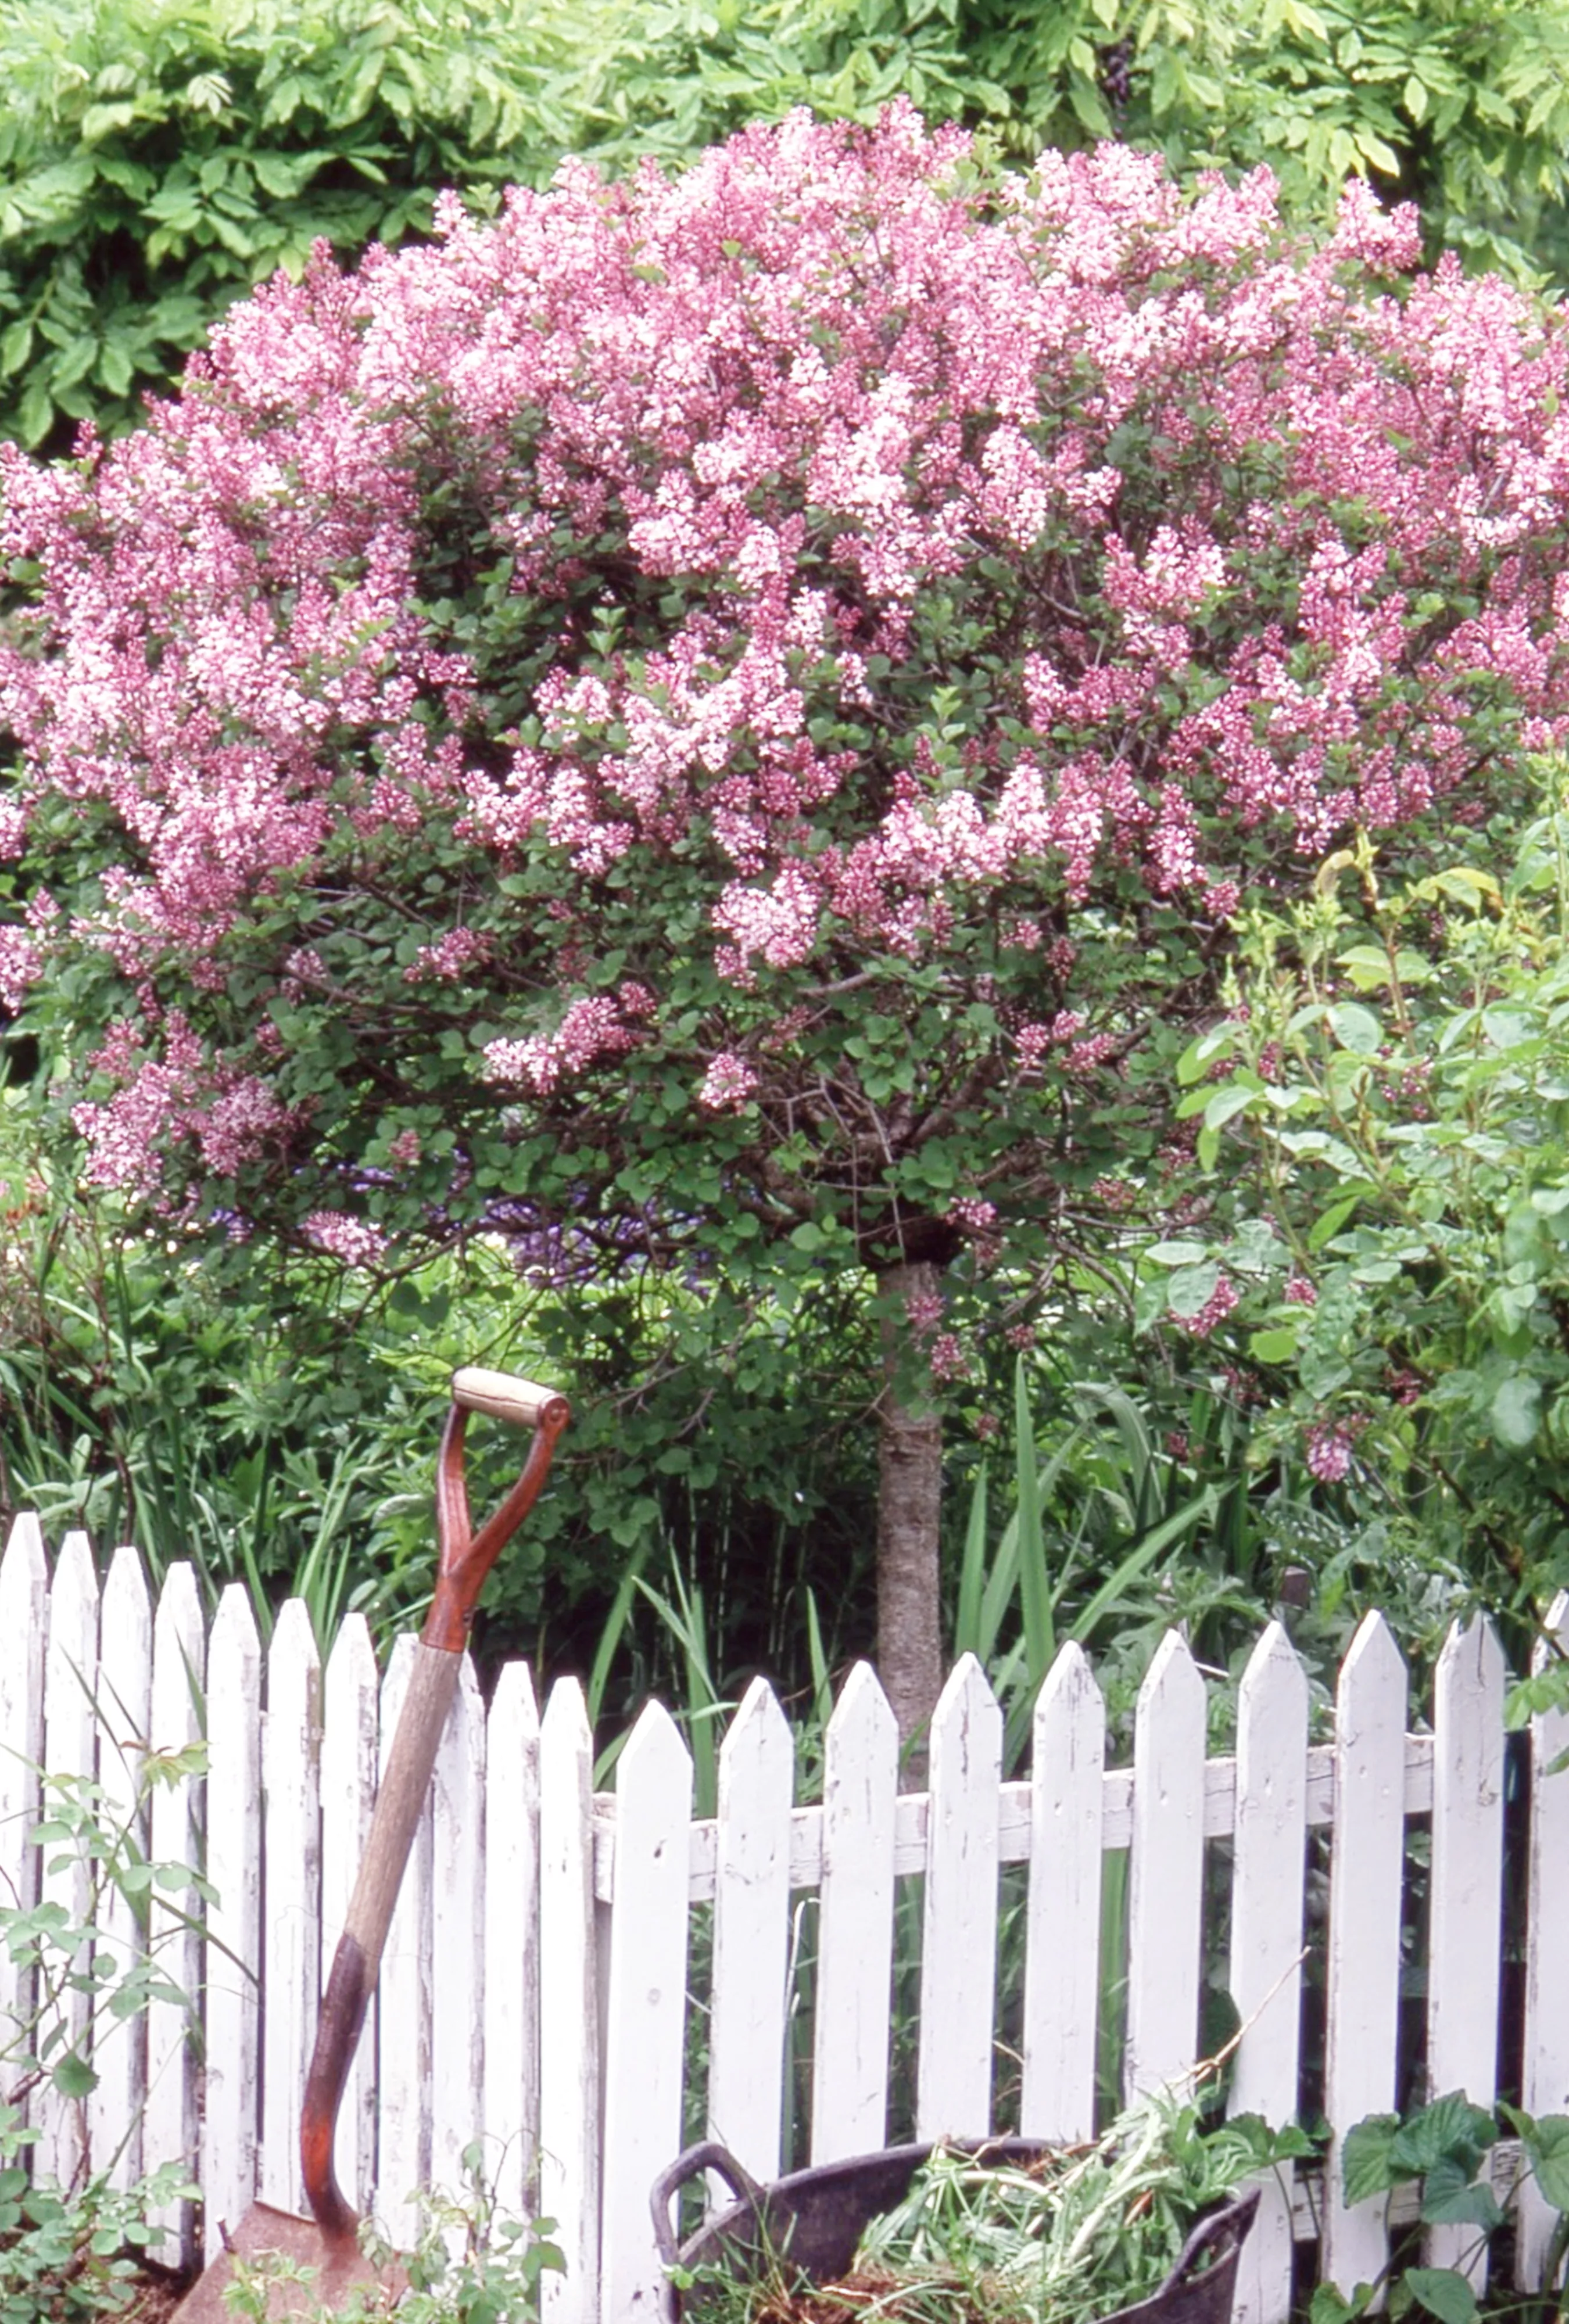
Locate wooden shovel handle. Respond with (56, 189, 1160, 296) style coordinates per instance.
(300, 1371, 568, 2241)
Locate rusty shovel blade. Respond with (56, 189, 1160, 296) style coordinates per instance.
(170, 2203, 404, 2321)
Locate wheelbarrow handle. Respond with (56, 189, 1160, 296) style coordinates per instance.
(1153, 2183, 1262, 2298)
(650, 2142, 764, 2269)
(300, 1369, 569, 2244)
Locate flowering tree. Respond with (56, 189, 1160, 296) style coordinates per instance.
(5, 108, 1569, 1733)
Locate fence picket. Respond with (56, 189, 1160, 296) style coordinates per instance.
(917, 1654, 1001, 2140)
(707, 1677, 793, 2185)
(432, 1654, 487, 2203)
(1427, 1618, 1505, 2285)
(1124, 1630, 1206, 2101)
(601, 1702, 694, 2320)
(0, 1515, 49, 2074)
(260, 1600, 322, 2215)
(1519, 1590, 1569, 2289)
(36, 1529, 99, 2187)
(1022, 1642, 1105, 2142)
(484, 1662, 541, 2218)
(1323, 1612, 1408, 2296)
(90, 1544, 152, 2186)
(202, 1584, 263, 2259)
(321, 1612, 378, 2215)
(539, 1677, 599, 2324)
(377, 1633, 434, 2250)
(811, 1663, 898, 2166)
(145, 1561, 205, 2268)
(1230, 1622, 1309, 2324)
(5, 1518, 1569, 2318)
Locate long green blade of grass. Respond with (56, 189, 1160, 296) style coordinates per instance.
(1013, 1358, 1055, 1687)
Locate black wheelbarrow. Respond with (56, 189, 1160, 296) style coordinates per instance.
(651, 2137, 1260, 2324)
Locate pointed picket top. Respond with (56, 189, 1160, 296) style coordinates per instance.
(203, 1582, 263, 2260)
(1323, 1610, 1408, 2297)
(260, 1598, 323, 2215)
(710, 1676, 793, 2186)
(1339, 1605, 1407, 1710)
(91, 1543, 153, 2188)
(719, 1670, 792, 1783)
(812, 1661, 898, 2165)
(538, 1675, 598, 2324)
(145, 1561, 205, 2269)
(0, 1506, 47, 1601)
(601, 1697, 695, 2320)
(485, 1660, 542, 2218)
(1520, 1592, 1569, 2290)
(1125, 1629, 1207, 2103)
(321, 1610, 378, 2215)
(825, 1656, 899, 1774)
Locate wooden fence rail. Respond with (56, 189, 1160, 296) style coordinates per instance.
(0, 1512, 1565, 2324)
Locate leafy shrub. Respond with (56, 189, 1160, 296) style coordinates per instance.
(0, 1752, 205, 2317)
(1138, 777, 1569, 1701)
(11, 110, 1569, 1713)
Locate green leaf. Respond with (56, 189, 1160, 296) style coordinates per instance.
(1489, 1372, 1541, 1447)
(1418, 2157, 1502, 2231)
(1166, 1263, 1220, 1319)
(1390, 2093, 1497, 2175)
(1341, 2114, 1400, 2203)
(1328, 1003, 1382, 1056)
(1144, 1240, 1211, 1267)
(1403, 75, 1428, 124)
(1402, 2270, 1477, 2324)
(1249, 1325, 1300, 1364)
(1523, 2115, 1569, 2210)
(51, 2052, 96, 2100)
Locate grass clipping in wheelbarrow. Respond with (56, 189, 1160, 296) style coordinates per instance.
(687, 2096, 1306, 2324)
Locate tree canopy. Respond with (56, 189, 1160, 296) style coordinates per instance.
(5, 109, 1569, 1715)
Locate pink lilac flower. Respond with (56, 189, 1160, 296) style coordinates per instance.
(1284, 1275, 1317, 1306)
(303, 1211, 388, 1268)
(697, 1051, 758, 1111)
(1169, 1272, 1240, 1339)
(1305, 1419, 1353, 1483)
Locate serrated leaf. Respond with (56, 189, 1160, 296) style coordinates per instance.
(1390, 2093, 1498, 2175)
(1418, 2157, 1502, 2230)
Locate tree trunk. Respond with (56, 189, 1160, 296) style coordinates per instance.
(875, 1257, 945, 1762)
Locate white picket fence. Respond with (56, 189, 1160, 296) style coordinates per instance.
(0, 1510, 1566, 2323)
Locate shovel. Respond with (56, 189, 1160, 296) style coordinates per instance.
(173, 1365, 570, 2322)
